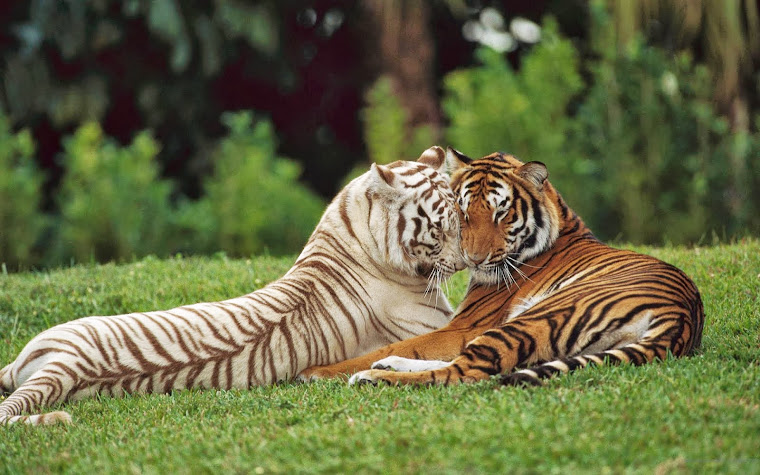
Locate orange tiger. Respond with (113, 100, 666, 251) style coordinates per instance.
(0, 147, 463, 425)
(298, 149, 704, 386)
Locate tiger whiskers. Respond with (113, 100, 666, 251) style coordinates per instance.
(507, 255, 544, 270)
(498, 263, 519, 290)
(443, 269, 452, 297)
(424, 263, 451, 311)
(424, 265, 440, 307)
(505, 256, 534, 284)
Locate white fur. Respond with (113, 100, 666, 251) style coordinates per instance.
(514, 369, 539, 379)
(506, 293, 549, 321)
(348, 370, 376, 385)
(371, 356, 451, 372)
(581, 312, 653, 354)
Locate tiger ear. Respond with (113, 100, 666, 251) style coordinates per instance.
(516, 161, 548, 188)
(370, 162, 397, 189)
(417, 146, 446, 173)
(446, 147, 472, 173)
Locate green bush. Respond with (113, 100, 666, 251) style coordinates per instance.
(179, 111, 324, 256)
(564, 3, 760, 243)
(0, 110, 47, 269)
(442, 18, 582, 164)
(439, 11, 760, 244)
(343, 75, 436, 185)
(54, 123, 174, 263)
(362, 75, 435, 165)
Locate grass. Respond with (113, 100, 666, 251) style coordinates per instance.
(1, 240, 759, 474)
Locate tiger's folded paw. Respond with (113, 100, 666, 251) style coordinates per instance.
(500, 371, 543, 387)
(348, 370, 380, 386)
(295, 366, 340, 382)
(371, 356, 450, 372)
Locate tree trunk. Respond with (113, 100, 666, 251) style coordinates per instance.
(359, 0, 441, 139)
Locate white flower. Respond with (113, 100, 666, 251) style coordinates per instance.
(661, 72, 678, 96)
(510, 17, 541, 44)
(462, 20, 485, 42)
(479, 7, 505, 31)
(480, 30, 517, 53)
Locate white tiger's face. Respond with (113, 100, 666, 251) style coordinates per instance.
(367, 148, 465, 282)
(396, 164, 463, 279)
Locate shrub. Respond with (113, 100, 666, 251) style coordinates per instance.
(54, 123, 174, 263)
(343, 76, 436, 185)
(179, 111, 324, 256)
(565, 3, 760, 243)
(362, 75, 435, 165)
(442, 18, 582, 164)
(0, 110, 47, 269)
(440, 10, 760, 244)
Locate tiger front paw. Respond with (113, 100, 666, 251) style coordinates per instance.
(348, 370, 383, 386)
(296, 365, 342, 382)
(371, 356, 451, 372)
(499, 371, 543, 387)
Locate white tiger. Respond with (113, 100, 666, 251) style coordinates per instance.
(0, 146, 463, 425)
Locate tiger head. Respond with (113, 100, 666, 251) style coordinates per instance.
(365, 147, 465, 281)
(446, 149, 562, 285)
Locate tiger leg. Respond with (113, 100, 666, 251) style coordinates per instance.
(0, 366, 75, 425)
(348, 326, 535, 386)
(501, 327, 685, 387)
(297, 326, 486, 381)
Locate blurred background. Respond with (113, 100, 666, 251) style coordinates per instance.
(1, 0, 759, 270)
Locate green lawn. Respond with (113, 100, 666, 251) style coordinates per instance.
(1, 241, 759, 474)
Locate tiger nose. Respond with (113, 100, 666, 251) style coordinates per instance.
(465, 251, 488, 266)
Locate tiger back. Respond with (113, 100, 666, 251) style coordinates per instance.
(0, 146, 463, 425)
(300, 149, 704, 387)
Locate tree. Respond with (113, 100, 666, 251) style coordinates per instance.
(603, 0, 760, 131)
(358, 0, 442, 147)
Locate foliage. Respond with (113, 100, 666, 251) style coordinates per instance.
(362, 75, 436, 165)
(600, 0, 760, 108)
(564, 5, 760, 243)
(54, 123, 174, 263)
(442, 18, 582, 163)
(344, 75, 437, 185)
(1, 1, 360, 207)
(0, 111, 326, 268)
(3, 1, 281, 129)
(1, 242, 759, 472)
(440, 12, 760, 244)
(179, 111, 324, 257)
(1, 3, 759, 266)
(0, 109, 47, 269)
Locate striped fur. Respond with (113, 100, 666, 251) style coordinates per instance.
(299, 149, 704, 387)
(0, 147, 463, 425)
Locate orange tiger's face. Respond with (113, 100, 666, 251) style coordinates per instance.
(447, 150, 560, 285)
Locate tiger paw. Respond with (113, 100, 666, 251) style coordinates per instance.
(371, 356, 451, 372)
(500, 371, 542, 387)
(295, 366, 343, 382)
(36, 411, 73, 425)
(348, 370, 382, 386)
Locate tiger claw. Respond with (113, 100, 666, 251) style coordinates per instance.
(348, 370, 379, 386)
(500, 371, 542, 387)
